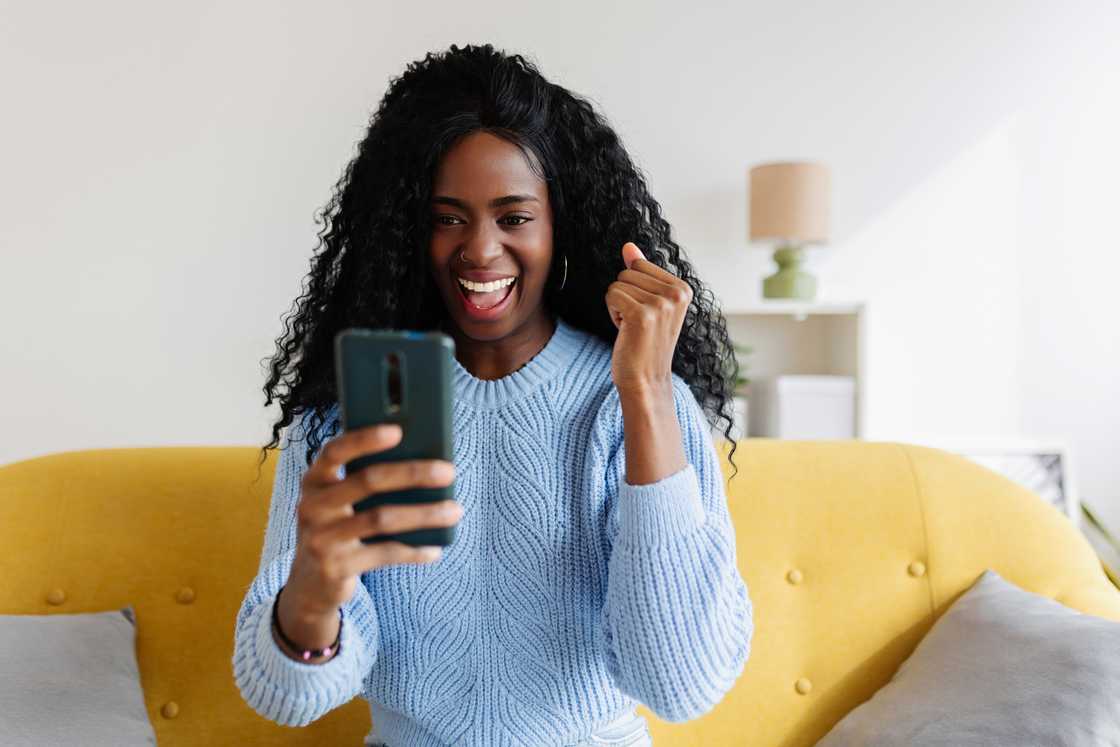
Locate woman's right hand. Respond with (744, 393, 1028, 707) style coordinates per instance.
(283, 422, 461, 622)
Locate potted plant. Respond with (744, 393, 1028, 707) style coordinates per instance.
(1082, 503, 1120, 591)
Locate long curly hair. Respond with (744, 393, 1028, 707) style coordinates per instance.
(255, 42, 742, 482)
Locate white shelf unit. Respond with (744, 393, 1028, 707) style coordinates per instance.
(722, 299, 867, 439)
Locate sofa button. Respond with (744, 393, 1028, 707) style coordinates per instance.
(46, 589, 66, 605)
(908, 561, 926, 577)
(176, 587, 196, 604)
(161, 701, 179, 719)
(786, 569, 803, 585)
(795, 677, 813, 695)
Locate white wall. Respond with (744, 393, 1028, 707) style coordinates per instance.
(2, 1, 1118, 533)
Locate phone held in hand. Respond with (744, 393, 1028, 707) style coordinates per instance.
(334, 327, 457, 548)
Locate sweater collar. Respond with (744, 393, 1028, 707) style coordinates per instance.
(452, 316, 585, 409)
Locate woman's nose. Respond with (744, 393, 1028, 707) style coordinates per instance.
(457, 223, 505, 266)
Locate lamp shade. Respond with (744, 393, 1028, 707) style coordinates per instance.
(749, 161, 830, 243)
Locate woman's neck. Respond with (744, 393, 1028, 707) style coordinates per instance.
(444, 310, 556, 382)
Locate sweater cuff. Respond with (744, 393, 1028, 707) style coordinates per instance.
(617, 463, 706, 545)
(234, 588, 371, 722)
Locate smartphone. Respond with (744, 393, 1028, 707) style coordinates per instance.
(333, 327, 457, 548)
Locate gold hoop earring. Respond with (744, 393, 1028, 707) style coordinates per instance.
(558, 254, 568, 291)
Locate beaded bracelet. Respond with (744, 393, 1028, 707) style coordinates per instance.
(272, 584, 343, 662)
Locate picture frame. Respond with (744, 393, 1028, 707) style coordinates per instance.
(911, 437, 1080, 529)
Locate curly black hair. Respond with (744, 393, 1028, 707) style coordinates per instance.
(255, 42, 742, 483)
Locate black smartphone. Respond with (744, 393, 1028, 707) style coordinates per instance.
(333, 327, 457, 548)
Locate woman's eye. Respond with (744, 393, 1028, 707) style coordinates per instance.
(434, 215, 530, 226)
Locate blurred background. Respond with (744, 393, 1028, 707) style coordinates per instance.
(2, 1, 1117, 558)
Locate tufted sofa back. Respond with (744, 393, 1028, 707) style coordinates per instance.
(2, 440, 1118, 746)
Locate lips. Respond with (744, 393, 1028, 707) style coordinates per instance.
(457, 270, 518, 283)
(453, 273, 517, 320)
(457, 276, 516, 309)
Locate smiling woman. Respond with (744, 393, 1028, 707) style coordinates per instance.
(428, 131, 558, 375)
(235, 42, 753, 747)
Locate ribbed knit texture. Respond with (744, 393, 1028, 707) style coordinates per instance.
(232, 317, 754, 746)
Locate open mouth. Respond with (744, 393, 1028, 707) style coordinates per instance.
(456, 276, 517, 310)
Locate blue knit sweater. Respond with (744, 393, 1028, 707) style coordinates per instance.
(232, 317, 753, 745)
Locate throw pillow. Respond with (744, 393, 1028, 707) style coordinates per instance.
(0, 606, 157, 746)
(817, 569, 1120, 747)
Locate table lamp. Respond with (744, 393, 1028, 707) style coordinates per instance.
(748, 161, 831, 300)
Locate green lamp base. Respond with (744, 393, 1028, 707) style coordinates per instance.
(762, 243, 817, 300)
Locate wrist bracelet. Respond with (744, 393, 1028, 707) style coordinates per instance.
(272, 584, 343, 661)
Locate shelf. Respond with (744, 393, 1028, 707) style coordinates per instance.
(722, 299, 864, 319)
(721, 300, 866, 438)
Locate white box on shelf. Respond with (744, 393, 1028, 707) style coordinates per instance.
(731, 394, 749, 440)
(710, 395, 751, 443)
(753, 375, 856, 439)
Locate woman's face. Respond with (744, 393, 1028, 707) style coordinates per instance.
(429, 130, 554, 342)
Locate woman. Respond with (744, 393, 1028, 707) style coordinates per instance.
(233, 42, 753, 747)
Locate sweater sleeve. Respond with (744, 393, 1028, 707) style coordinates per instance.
(593, 375, 753, 722)
(231, 410, 380, 727)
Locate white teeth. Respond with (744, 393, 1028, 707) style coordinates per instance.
(457, 276, 516, 293)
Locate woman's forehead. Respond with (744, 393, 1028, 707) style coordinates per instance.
(432, 132, 546, 199)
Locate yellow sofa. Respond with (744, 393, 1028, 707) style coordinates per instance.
(2, 439, 1118, 746)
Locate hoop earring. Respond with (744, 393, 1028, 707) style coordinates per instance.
(558, 254, 568, 291)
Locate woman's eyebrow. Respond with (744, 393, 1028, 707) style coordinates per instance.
(432, 194, 539, 208)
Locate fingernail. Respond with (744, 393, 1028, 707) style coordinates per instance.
(421, 546, 442, 561)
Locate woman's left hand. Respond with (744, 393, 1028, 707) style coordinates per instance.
(605, 242, 693, 396)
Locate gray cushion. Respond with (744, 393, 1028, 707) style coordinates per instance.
(0, 606, 157, 746)
(818, 569, 1120, 747)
